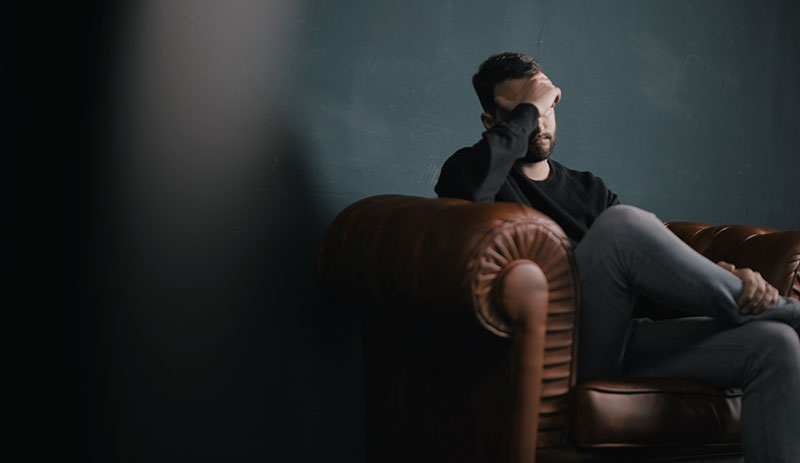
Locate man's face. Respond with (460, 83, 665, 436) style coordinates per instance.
(492, 77, 557, 163)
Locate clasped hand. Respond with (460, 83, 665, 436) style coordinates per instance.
(717, 261, 780, 314)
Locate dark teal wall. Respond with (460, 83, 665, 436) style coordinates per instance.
(20, 1, 797, 462)
(297, 0, 800, 230)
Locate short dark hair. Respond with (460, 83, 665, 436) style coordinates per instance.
(472, 52, 540, 116)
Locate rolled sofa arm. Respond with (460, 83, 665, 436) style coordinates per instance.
(318, 195, 581, 454)
(317, 194, 578, 338)
(668, 222, 800, 300)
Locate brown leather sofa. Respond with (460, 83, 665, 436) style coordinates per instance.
(317, 195, 800, 462)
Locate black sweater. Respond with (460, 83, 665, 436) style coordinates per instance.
(435, 103, 619, 244)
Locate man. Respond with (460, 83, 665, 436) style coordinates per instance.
(435, 52, 800, 463)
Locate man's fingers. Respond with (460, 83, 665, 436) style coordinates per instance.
(717, 261, 735, 272)
(740, 270, 779, 315)
(769, 286, 780, 306)
(737, 269, 755, 306)
(532, 72, 552, 84)
(520, 72, 561, 113)
(494, 95, 515, 112)
(748, 273, 766, 313)
(552, 87, 562, 105)
(737, 269, 756, 310)
(749, 277, 769, 314)
(732, 266, 779, 315)
(753, 285, 780, 314)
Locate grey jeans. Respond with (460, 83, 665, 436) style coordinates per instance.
(574, 205, 800, 463)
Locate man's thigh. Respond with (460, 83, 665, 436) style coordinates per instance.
(625, 317, 794, 388)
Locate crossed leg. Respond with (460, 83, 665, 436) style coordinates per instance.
(628, 317, 800, 463)
(573, 205, 800, 463)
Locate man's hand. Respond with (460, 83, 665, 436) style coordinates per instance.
(717, 261, 780, 314)
(494, 72, 562, 116)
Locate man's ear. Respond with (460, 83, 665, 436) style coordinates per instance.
(480, 112, 495, 130)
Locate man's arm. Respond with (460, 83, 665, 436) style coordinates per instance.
(434, 104, 539, 202)
(435, 72, 562, 202)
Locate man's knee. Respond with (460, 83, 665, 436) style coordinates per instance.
(593, 205, 659, 230)
(747, 321, 800, 375)
(581, 205, 662, 252)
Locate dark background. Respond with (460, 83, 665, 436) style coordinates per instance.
(10, 1, 799, 461)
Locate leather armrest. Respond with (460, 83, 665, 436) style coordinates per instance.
(317, 194, 578, 337)
(668, 222, 800, 299)
(318, 195, 581, 452)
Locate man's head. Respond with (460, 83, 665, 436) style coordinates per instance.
(473, 52, 540, 117)
(472, 52, 557, 163)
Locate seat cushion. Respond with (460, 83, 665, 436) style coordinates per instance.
(571, 378, 742, 448)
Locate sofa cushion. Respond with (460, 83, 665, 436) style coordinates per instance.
(571, 378, 741, 448)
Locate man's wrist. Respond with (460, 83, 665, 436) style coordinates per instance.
(509, 102, 539, 131)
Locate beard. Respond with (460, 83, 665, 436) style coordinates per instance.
(523, 131, 556, 163)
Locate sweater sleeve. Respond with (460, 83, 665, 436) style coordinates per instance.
(605, 182, 621, 207)
(434, 103, 539, 202)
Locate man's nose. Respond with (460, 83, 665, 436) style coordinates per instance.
(538, 117, 550, 133)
